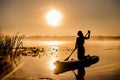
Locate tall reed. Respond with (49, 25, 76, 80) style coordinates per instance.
(0, 33, 23, 58)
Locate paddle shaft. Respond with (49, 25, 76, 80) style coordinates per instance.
(64, 48, 76, 61)
(68, 49, 75, 58)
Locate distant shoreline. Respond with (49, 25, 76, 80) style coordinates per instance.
(23, 36, 120, 41)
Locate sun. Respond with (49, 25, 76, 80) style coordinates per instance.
(46, 9, 62, 26)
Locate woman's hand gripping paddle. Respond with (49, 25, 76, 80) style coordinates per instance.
(64, 49, 76, 61)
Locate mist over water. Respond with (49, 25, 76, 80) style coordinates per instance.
(4, 39, 120, 80)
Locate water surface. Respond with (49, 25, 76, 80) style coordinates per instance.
(4, 40, 120, 80)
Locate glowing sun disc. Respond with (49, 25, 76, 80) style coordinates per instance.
(46, 9, 62, 26)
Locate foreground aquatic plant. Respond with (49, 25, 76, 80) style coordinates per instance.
(0, 33, 23, 58)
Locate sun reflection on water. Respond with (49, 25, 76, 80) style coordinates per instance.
(43, 41, 64, 70)
(42, 41, 66, 46)
(48, 56, 57, 70)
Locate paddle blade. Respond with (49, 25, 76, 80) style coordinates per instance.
(64, 57, 69, 61)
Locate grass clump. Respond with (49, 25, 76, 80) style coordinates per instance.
(0, 33, 23, 61)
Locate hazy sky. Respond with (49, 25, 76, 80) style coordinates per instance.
(0, 0, 120, 36)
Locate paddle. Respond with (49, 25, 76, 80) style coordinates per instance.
(64, 48, 76, 61)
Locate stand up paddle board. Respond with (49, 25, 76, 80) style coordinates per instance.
(54, 55, 99, 74)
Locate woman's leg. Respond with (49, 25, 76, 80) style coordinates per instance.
(78, 47, 85, 60)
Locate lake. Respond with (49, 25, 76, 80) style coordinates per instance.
(3, 40, 120, 80)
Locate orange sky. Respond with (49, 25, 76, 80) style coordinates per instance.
(0, 0, 120, 36)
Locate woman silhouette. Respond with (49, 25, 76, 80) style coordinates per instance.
(75, 30, 90, 60)
(64, 30, 90, 61)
